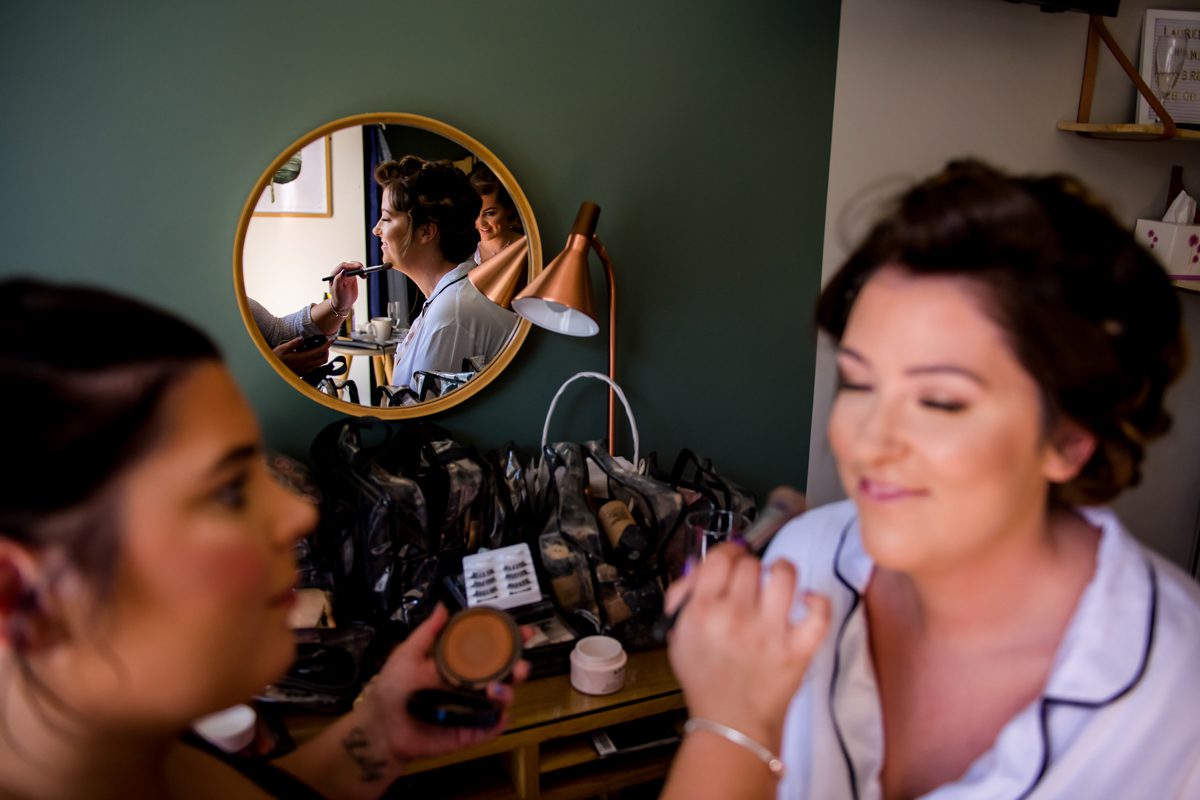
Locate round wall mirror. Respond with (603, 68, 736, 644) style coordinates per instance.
(233, 112, 541, 417)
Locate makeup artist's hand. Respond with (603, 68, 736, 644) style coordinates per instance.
(328, 262, 361, 314)
(273, 604, 530, 799)
(273, 336, 331, 376)
(358, 604, 530, 762)
(664, 545, 830, 750)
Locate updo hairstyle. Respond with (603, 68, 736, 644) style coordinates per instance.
(816, 160, 1185, 505)
(0, 279, 220, 647)
(468, 162, 523, 235)
(375, 156, 482, 264)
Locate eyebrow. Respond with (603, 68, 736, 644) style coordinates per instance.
(207, 442, 260, 476)
(837, 346, 988, 387)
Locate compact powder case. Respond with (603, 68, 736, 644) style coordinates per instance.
(436, 606, 523, 689)
(407, 607, 522, 728)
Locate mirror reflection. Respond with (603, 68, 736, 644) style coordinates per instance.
(237, 115, 538, 416)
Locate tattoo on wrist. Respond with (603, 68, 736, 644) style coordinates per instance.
(342, 727, 388, 783)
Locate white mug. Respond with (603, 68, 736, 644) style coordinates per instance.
(367, 317, 393, 344)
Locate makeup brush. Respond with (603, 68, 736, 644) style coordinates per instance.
(322, 264, 389, 281)
(653, 491, 808, 643)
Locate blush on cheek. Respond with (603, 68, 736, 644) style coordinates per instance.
(182, 543, 273, 600)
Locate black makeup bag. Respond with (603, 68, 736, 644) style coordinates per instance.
(528, 372, 684, 651)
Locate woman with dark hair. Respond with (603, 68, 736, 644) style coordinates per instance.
(0, 279, 525, 798)
(374, 156, 516, 389)
(660, 161, 1200, 799)
(468, 163, 522, 264)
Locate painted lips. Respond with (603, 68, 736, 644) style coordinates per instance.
(858, 477, 927, 501)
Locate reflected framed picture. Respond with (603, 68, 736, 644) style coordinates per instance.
(253, 136, 332, 217)
(1137, 9, 1200, 126)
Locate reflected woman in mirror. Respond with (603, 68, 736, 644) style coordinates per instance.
(0, 279, 526, 799)
(373, 156, 516, 390)
(468, 163, 523, 265)
(661, 161, 1200, 799)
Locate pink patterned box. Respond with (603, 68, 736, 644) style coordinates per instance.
(1135, 219, 1200, 280)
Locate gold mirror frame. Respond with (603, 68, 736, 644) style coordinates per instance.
(233, 112, 540, 418)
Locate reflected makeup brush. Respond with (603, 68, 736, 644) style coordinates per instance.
(322, 264, 389, 281)
(652, 492, 808, 643)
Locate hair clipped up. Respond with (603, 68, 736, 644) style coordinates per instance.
(375, 156, 482, 263)
(0, 279, 220, 596)
(817, 160, 1186, 505)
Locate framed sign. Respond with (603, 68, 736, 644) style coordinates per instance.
(1137, 9, 1200, 126)
(253, 136, 332, 217)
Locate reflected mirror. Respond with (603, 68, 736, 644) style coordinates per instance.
(234, 113, 541, 417)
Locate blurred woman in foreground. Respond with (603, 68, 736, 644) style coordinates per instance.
(0, 279, 524, 799)
(662, 161, 1200, 799)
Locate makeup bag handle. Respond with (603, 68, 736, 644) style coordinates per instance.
(540, 371, 640, 467)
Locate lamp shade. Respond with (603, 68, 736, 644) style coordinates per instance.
(468, 235, 528, 309)
(512, 202, 601, 337)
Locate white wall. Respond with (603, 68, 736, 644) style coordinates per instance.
(810, 0, 1200, 570)
(242, 126, 371, 396)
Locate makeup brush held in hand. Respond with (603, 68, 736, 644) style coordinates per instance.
(653, 488, 808, 643)
(322, 264, 389, 282)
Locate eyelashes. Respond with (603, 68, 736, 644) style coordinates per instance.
(835, 372, 870, 393)
(835, 373, 967, 414)
(919, 398, 966, 413)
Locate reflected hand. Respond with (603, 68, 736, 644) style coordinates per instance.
(664, 545, 830, 750)
(359, 604, 530, 762)
(328, 262, 361, 314)
(273, 336, 331, 375)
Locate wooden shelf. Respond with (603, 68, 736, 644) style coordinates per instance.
(290, 648, 685, 799)
(540, 751, 673, 800)
(1057, 122, 1200, 141)
(389, 746, 674, 800)
(1061, 16, 1197, 143)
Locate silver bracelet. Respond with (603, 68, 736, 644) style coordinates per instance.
(683, 718, 785, 779)
(328, 298, 350, 319)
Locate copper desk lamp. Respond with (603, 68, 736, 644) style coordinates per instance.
(467, 235, 529, 309)
(511, 202, 619, 454)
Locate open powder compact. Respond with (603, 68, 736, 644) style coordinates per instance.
(407, 607, 522, 728)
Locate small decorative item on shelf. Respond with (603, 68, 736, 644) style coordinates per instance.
(1057, 11, 1200, 140)
(1137, 9, 1200, 126)
(1136, 188, 1200, 281)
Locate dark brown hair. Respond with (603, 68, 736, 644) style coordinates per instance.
(375, 156, 482, 263)
(0, 279, 220, 647)
(468, 162, 523, 235)
(816, 160, 1185, 505)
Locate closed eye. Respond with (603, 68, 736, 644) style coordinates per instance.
(920, 398, 966, 413)
(836, 373, 871, 393)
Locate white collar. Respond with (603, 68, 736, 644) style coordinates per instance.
(832, 507, 1154, 703)
(435, 260, 473, 291)
(417, 261, 474, 317)
(827, 507, 1157, 798)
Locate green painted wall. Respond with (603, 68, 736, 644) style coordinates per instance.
(1, 1, 839, 497)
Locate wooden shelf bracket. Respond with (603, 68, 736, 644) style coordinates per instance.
(1075, 14, 1177, 140)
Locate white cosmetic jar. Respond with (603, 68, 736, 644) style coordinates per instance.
(570, 635, 627, 695)
(192, 703, 257, 753)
